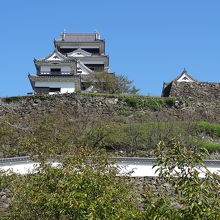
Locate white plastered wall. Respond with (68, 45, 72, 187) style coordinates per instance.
(40, 66, 71, 72)
(82, 61, 104, 64)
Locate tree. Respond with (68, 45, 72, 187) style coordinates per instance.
(5, 147, 140, 220)
(82, 73, 139, 94)
(141, 139, 220, 220)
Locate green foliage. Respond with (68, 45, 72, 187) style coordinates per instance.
(77, 120, 197, 156)
(82, 73, 139, 94)
(1, 94, 49, 103)
(142, 140, 220, 219)
(125, 96, 176, 110)
(6, 148, 139, 219)
(2, 96, 25, 103)
(0, 110, 208, 158)
(199, 141, 220, 152)
(1, 129, 220, 218)
(1, 103, 220, 158)
(164, 97, 176, 107)
(196, 121, 220, 137)
(0, 116, 22, 157)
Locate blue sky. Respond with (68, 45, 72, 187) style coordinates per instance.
(1, 0, 220, 97)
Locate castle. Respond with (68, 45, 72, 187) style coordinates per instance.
(28, 32, 220, 99)
(28, 32, 112, 94)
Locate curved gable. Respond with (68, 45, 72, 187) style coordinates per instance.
(177, 73, 195, 82)
(45, 50, 67, 61)
(77, 61, 93, 75)
(67, 48, 92, 57)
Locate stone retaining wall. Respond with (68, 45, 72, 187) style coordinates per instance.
(0, 188, 10, 216)
(169, 81, 220, 102)
(0, 93, 123, 117)
(0, 92, 220, 123)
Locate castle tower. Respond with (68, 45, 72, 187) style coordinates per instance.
(29, 32, 112, 94)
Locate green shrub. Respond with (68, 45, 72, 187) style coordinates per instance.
(144, 98, 164, 110)
(196, 121, 220, 137)
(164, 97, 176, 107)
(6, 148, 140, 219)
(2, 96, 25, 103)
(147, 140, 220, 220)
(125, 96, 176, 110)
(124, 96, 142, 108)
(199, 141, 220, 152)
(1, 94, 49, 103)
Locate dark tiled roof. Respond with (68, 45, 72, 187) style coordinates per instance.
(28, 75, 79, 83)
(0, 156, 31, 164)
(34, 59, 76, 64)
(34, 49, 77, 64)
(164, 69, 198, 86)
(1, 156, 220, 167)
(60, 33, 99, 42)
(172, 68, 198, 82)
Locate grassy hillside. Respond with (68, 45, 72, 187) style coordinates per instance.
(0, 93, 220, 158)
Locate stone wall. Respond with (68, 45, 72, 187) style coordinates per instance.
(0, 188, 10, 216)
(129, 176, 172, 197)
(1, 92, 220, 123)
(169, 81, 220, 102)
(0, 93, 123, 117)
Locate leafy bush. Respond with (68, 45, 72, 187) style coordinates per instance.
(141, 140, 220, 220)
(77, 120, 196, 156)
(0, 111, 199, 158)
(5, 148, 140, 220)
(82, 73, 139, 94)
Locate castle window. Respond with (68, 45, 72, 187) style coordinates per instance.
(51, 68, 61, 75)
(49, 88, 60, 93)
